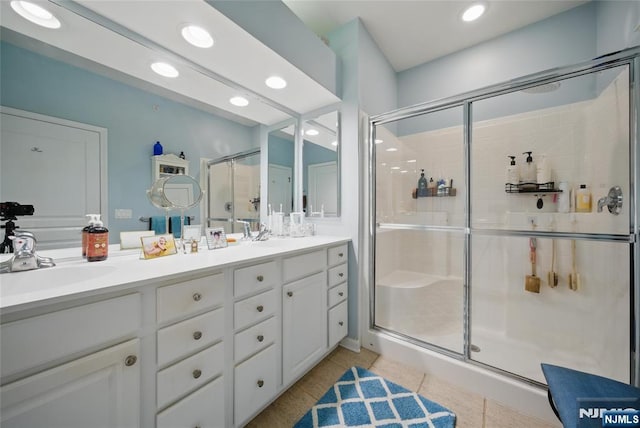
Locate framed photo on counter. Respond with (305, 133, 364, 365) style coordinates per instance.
(141, 233, 177, 259)
(205, 227, 228, 249)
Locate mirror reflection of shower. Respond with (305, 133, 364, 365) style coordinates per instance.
(207, 149, 260, 234)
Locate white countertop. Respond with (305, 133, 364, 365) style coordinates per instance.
(0, 235, 350, 313)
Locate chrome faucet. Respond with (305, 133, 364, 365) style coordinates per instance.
(236, 220, 253, 240)
(253, 223, 269, 241)
(597, 186, 623, 215)
(0, 231, 55, 273)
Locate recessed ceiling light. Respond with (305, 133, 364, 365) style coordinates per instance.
(230, 96, 249, 107)
(391, 167, 400, 170)
(407, 159, 416, 163)
(305, 129, 319, 136)
(381, 163, 387, 166)
(386, 148, 398, 152)
(331, 141, 338, 146)
(375, 139, 383, 144)
(400, 170, 408, 173)
(181, 24, 213, 48)
(461, 3, 486, 22)
(265, 76, 287, 89)
(10, 1, 61, 29)
(151, 62, 179, 78)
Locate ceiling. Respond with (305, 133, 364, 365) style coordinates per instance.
(0, 0, 340, 126)
(284, 0, 589, 72)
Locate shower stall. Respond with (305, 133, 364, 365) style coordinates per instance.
(369, 47, 639, 387)
(207, 149, 261, 234)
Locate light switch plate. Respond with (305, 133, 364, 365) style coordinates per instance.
(115, 208, 132, 219)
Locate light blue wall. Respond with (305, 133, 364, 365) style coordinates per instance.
(1, 42, 257, 242)
(302, 141, 337, 195)
(596, 0, 640, 55)
(268, 134, 294, 168)
(209, 0, 338, 97)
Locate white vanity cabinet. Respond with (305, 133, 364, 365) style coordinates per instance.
(0, 294, 142, 428)
(327, 244, 349, 348)
(155, 273, 226, 425)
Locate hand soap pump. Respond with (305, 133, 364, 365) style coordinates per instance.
(506, 156, 519, 186)
(86, 214, 108, 262)
(520, 151, 536, 188)
(417, 169, 428, 197)
(153, 141, 163, 156)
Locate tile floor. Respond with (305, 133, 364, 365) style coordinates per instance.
(247, 346, 560, 428)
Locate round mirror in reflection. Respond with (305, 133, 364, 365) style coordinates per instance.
(148, 174, 203, 209)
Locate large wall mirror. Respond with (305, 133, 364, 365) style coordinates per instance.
(302, 109, 341, 217)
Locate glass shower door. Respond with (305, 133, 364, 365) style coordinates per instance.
(469, 65, 631, 383)
(373, 106, 466, 354)
(207, 150, 260, 234)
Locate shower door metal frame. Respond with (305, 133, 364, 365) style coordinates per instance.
(207, 148, 261, 231)
(368, 46, 640, 387)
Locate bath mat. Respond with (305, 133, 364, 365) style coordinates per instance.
(294, 366, 456, 428)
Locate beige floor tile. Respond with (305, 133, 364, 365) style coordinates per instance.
(245, 405, 289, 428)
(297, 357, 351, 399)
(484, 399, 560, 428)
(418, 374, 484, 428)
(269, 382, 318, 426)
(369, 357, 425, 392)
(327, 345, 379, 370)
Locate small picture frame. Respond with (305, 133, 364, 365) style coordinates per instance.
(141, 233, 178, 259)
(205, 227, 228, 250)
(183, 224, 202, 243)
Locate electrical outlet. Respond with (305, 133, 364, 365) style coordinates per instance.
(115, 209, 132, 219)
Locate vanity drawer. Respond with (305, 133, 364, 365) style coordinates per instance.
(234, 260, 278, 298)
(157, 342, 224, 409)
(234, 344, 277, 427)
(328, 244, 348, 267)
(157, 273, 224, 324)
(156, 376, 224, 428)
(234, 288, 276, 331)
(328, 300, 348, 348)
(328, 282, 348, 308)
(1, 293, 141, 379)
(283, 250, 325, 283)
(234, 316, 277, 363)
(328, 263, 348, 288)
(157, 308, 225, 367)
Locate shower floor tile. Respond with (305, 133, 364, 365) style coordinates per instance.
(247, 346, 561, 428)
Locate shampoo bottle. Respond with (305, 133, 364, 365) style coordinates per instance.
(575, 184, 592, 213)
(417, 169, 428, 197)
(87, 214, 108, 262)
(536, 154, 551, 185)
(520, 151, 536, 188)
(506, 156, 519, 185)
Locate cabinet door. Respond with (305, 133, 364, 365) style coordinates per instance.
(282, 272, 327, 385)
(1, 339, 140, 428)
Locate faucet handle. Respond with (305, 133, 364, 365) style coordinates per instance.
(598, 186, 623, 215)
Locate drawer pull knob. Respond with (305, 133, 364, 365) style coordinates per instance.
(257, 275, 264, 282)
(192, 293, 202, 302)
(193, 331, 202, 340)
(257, 335, 264, 342)
(257, 305, 264, 312)
(338, 273, 344, 277)
(193, 369, 202, 379)
(338, 292, 344, 297)
(257, 379, 264, 388)
(287, 291, 293, 297)
(124, 355, 137, 366)
(338, 321, 344, 326)
(338, 252, 344, 257)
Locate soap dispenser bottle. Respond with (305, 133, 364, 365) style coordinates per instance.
(506, 156, 519, 186)
(417, 169, 428, 197)
(87, 214, 108, 262)
(153, 141, 163, 156)
(520, 151, 536, 188)
(82, 214, 94, 258)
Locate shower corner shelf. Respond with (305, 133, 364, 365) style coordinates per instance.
(414, 188, 457, 198)
(505, 182, 562, 194)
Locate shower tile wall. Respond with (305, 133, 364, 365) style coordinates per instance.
(375, 69, 630, 383)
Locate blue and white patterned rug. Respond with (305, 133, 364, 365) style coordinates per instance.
(294, 366, 456, 428)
